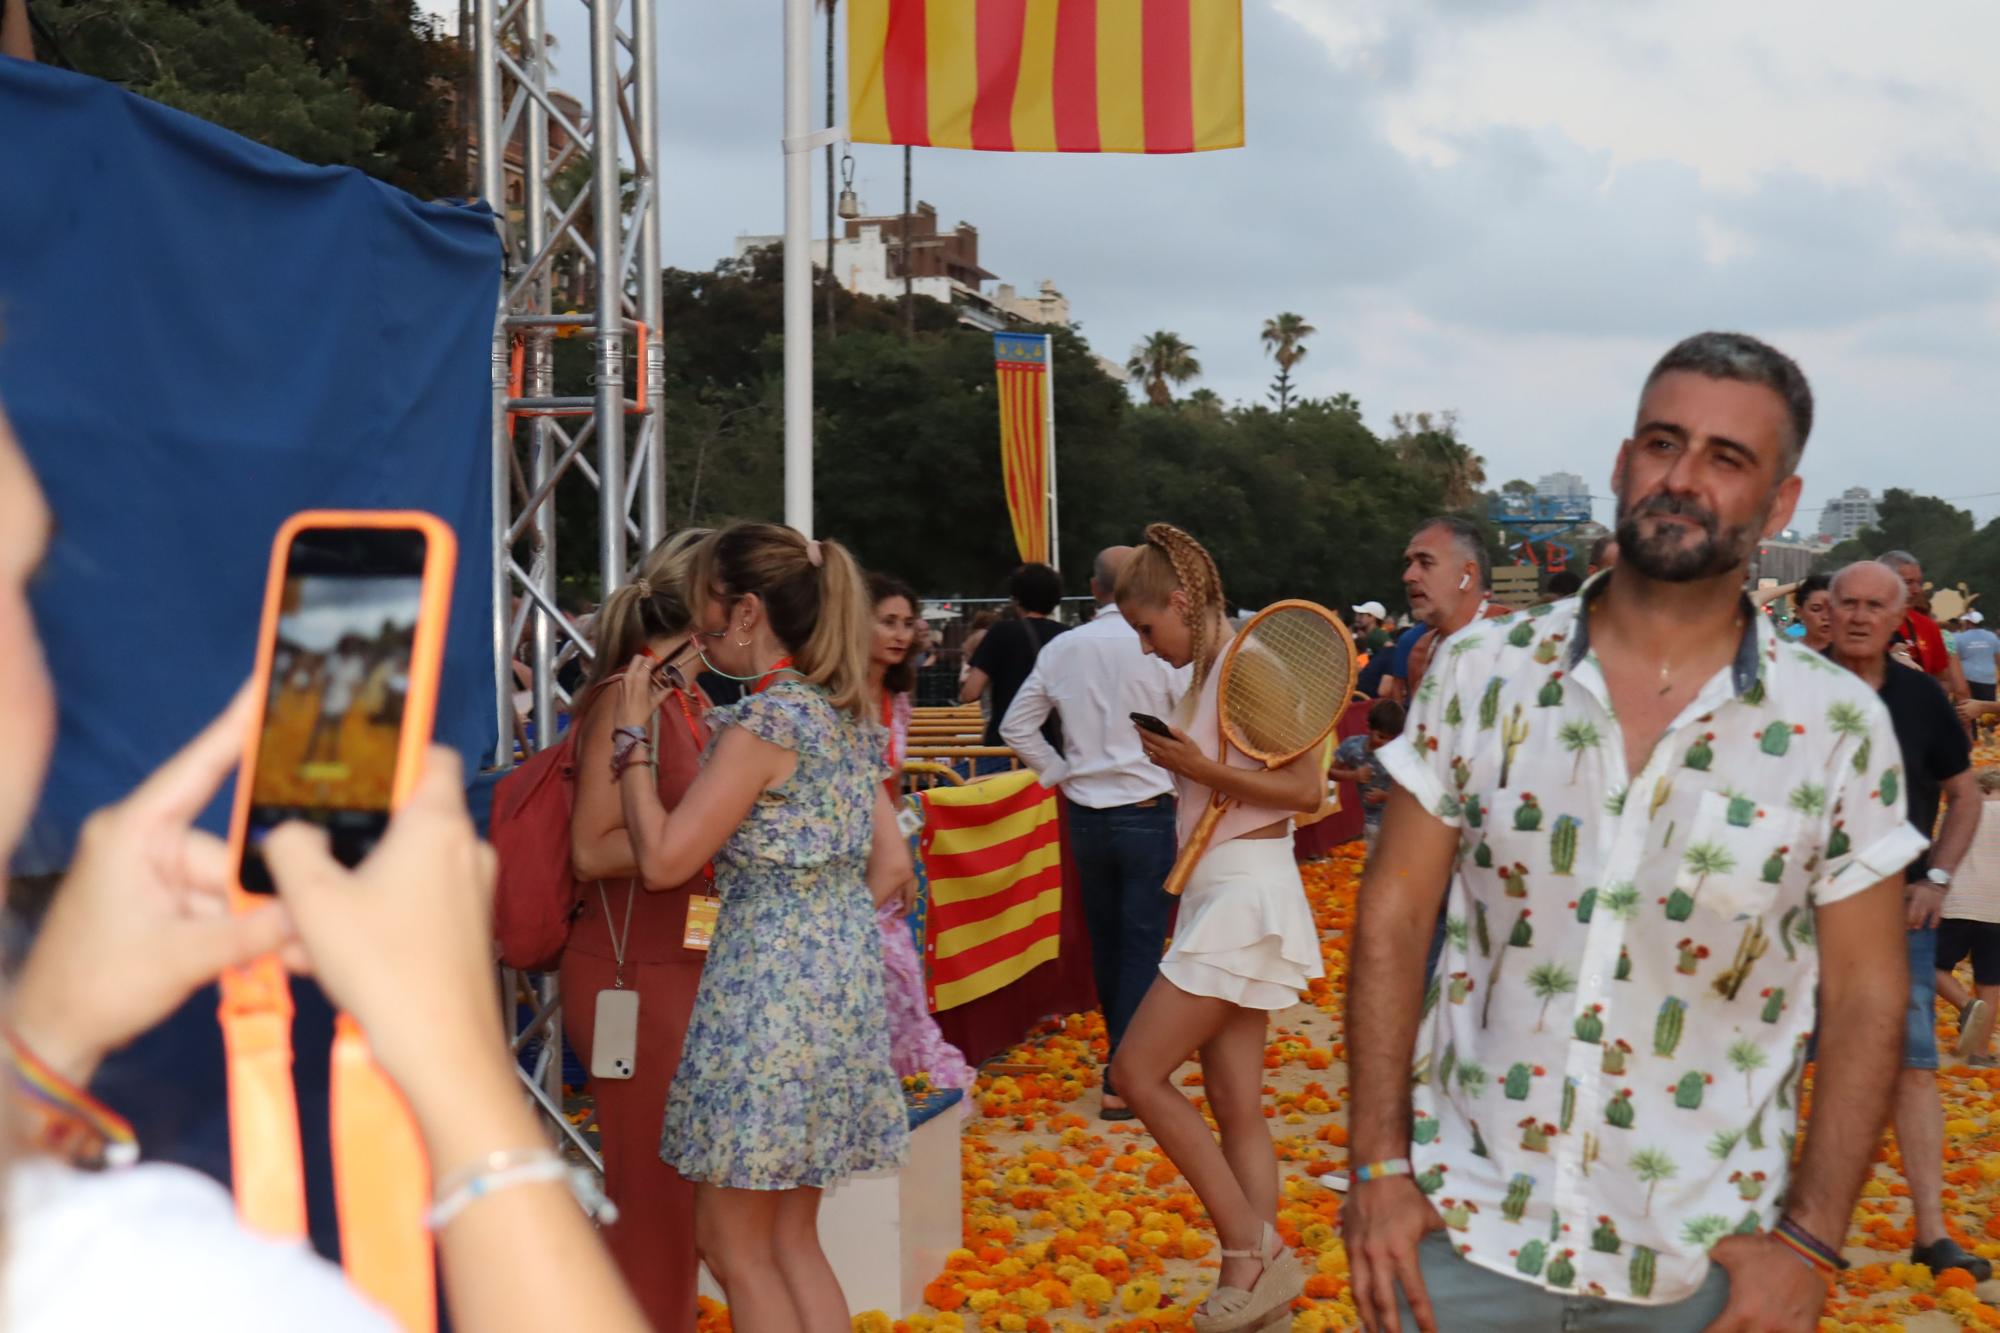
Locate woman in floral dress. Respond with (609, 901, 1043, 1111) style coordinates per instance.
(611, 522, 912, 1333)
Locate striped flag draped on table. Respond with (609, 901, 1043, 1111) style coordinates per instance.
(848, 0, 1245, 154)
(918, 770, 1064, 1012)
(993, 332, 1052, 566)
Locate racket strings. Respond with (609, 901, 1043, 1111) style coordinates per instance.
(1221, 607, 1354, 760)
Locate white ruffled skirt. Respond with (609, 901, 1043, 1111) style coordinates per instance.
(1158, 835, 1323, 1009)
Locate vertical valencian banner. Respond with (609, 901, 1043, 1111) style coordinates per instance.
(848, 0, 1245, 154)
(993, 332, 1052, 565)
(918, 770, 1064, 1012)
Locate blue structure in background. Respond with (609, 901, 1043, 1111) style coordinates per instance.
(0, 56, 501, 1261)
(1489, 494, 1596, 570)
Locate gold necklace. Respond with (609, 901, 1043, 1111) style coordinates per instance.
(1654, 614, 1744, 695)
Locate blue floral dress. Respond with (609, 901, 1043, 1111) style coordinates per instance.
(659, 680, 909, 1189)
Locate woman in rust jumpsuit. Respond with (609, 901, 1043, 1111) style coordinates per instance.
(562, 529, 712, 1332)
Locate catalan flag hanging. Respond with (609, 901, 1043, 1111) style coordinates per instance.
(993, 332, 1053, 566)
(848, 0, 1245, 154)
(918, 770, 1064, 1012)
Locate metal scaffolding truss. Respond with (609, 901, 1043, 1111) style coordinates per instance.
(473, 0, 662, 1161)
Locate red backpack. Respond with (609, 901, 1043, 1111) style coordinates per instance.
(490, 680, 620, 971)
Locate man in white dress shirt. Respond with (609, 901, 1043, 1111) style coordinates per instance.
(1004, 546, 1189, 1120)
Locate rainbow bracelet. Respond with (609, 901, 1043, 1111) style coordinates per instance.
(1772, 1216, 1846, 1273)
(1352, 1157, 1414, 1183)
(4, 1028, 137, 1169)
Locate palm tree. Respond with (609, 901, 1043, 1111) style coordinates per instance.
(1526, 962, 1577, 1032)
(1725, 1039, 1767, 1105)
(1390, 411, 1489, 508)
(1260, 311, 1316, 416)
(1707, 1128, 1742, 1161)
(1600, 885, 1642, 920)
(1126, 331, 1201, 407)
(1559, 719, 1602, 784)
(1786, 781, 1827, 819)
(1328, 391, 1363, 418)
(1681, 841, 1736, 905)
(1630, 1147, 1678, 1216)
(1825, 700, 1869, 742)
(1455, 1061, 1489, 1096)
(1184, 387, 1226, 418)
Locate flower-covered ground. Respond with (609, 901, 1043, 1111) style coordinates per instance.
(699, 731, 2000, 1332)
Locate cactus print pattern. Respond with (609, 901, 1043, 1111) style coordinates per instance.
(1373, 585, 1926, 1305)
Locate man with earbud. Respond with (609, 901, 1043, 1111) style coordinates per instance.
(1397, 514, 1509, 698)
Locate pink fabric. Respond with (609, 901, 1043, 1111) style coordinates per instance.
(877, 902, 975, 1090)
(1174, 643, 1296, 848)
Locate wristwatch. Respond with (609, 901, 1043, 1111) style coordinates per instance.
(1927, 867, 1953, 889)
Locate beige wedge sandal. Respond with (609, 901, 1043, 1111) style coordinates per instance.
(1191, 1222, 1304, 1333)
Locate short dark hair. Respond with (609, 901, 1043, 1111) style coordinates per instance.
(1588, 536, 1615, 568)
(1009, 562, 1062, 614)
(1413, 514, 1491, 592)
(1547, 570, 1582, 598)
(1795, 571, 1830, 602)
(1366, 699, 1406, 735)
(1642, 332, 1813, 473)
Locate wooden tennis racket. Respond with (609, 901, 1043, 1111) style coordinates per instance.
(1163, 600, 1357, 897)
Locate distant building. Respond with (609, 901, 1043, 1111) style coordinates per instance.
(995, 280, 1070, 328)
(737, 200, 1016, 331)
(1817, 487, 1879, 544)
(1536, 471, 1590, 502)
(1753, 531, 1828, 586)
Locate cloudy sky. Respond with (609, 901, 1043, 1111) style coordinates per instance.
(464, 0, 2000, 531)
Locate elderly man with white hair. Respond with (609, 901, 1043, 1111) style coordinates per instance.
(1828, 558, 1986, 1280)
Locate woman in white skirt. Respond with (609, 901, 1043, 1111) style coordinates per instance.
(1109, 524, 1325, 1333)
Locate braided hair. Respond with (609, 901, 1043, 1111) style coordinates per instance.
(1115, 523, 1228, 700)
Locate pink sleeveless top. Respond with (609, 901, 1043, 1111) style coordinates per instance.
(1174, 644, 1295, 848)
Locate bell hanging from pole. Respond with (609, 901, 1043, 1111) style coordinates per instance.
(836, 151, 861, 220)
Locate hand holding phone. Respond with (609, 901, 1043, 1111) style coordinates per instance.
(230, 513, 455, 896)
(1130, 711, 1174, 738)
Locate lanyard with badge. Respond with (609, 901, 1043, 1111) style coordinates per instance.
(590, 679, 720, 1081)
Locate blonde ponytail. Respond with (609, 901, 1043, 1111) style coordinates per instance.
(583, 527, 710, 693)
(1116, 522, 1228, 700)
(692, 523, 872, 717)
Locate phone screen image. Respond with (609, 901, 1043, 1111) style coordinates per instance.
(239, 528, 427, 894)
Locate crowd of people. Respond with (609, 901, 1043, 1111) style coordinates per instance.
(3, 327, 1997, 1333)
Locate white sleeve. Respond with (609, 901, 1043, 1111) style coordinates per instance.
(7, 1161, 396, 1333)
(999, 659, 1068, 786)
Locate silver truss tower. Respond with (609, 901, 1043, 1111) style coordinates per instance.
(473, 0, 662, 1159)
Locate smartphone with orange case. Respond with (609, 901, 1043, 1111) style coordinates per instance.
(220, 510, 454, 1333)
(228, 511, 456, 895)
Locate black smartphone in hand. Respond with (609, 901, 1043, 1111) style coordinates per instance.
(1130, 711, 1173, 738)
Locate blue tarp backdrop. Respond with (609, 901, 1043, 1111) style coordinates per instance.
(0, 56, 501, 1255)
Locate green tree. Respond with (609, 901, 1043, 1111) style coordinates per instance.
(1526, 962, 1578, 1031)
(1126, 331, 1202, 407)
(39, 0, 458, 196)
(1390, 410, 1488, 508)
(1559, 719, 1602, 783)
(1724, 1039, 1767, 1105)
(1630, 1148, 1678, 1216)
(1260, 311, 1316, 417)
(1681, 842, 1736, 905)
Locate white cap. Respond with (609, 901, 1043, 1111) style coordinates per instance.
(1353, 600, 1388, 619)
(1968, 610, 1985, 624)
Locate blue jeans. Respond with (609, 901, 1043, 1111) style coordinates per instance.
(1067, 797, 1177, 1095)
(1907, 926, 1940, 1070)
(1394, 1233, 1729, 1331)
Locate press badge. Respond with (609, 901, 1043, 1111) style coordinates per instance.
(683, 894, 720, 951)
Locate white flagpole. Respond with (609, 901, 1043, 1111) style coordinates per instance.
(782, 0, 813, 535)
(1043, 335, 1059, 574)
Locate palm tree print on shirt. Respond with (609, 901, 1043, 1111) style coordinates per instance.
(1631, 1148, 1678, 1217)
(1725, 1039, 1768, 1105)
(1527, 962, 1578, 1032)
(1560, 719, 1602, 784)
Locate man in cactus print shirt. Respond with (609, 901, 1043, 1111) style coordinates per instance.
(1342, 333, 1926, 1333)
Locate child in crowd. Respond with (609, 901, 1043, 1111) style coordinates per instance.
(1329, 699, 1405, 852)
(1938, 767, 2000, 1064)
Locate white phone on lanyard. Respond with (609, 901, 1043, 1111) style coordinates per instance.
(590, 989, 640, 1080)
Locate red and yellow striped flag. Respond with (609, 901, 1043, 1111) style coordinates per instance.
(849, 0, 1244, 154)
(919, 770, 1064, 1012)
(994, 332, 1051, 565)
